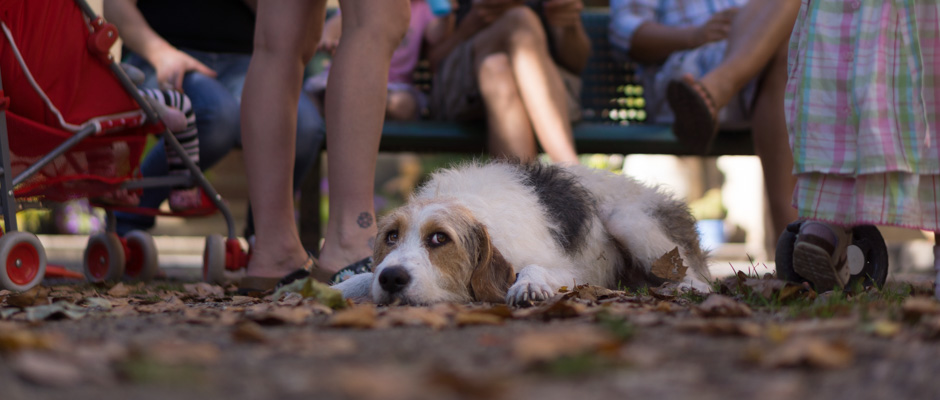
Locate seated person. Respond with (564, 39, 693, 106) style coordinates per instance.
(305, 0, 448, 121)
(428, 0, 590, 164)
(609, 0, 799, 239)
(103, 0, 326, 235)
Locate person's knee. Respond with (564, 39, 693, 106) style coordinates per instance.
(477, 53, 518, 105)
(342, 4, 411, 56)
(386, 91, 418, 121)
(192, 93, 240, 162)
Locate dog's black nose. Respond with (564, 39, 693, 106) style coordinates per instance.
(378, 266, 411, 293)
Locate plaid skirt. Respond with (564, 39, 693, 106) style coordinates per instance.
(786, 0, 940, 230)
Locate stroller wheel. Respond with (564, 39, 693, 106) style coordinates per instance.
(0, 232, 47, 292)
(203, 234, 226, 285)
(84, 233, 126, 282)
(124, 230, 158, 282)
(775, 221, 889, 290)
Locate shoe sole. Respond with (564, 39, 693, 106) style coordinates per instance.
(793, 241, 845, 291)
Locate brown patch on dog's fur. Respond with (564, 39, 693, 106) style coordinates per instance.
(423, 207, 479, 299)
(468, 224, 515, 302)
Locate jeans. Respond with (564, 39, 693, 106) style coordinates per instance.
(116, 49, 325, 235)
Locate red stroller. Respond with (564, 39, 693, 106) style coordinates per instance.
(0, 0, 247, 291)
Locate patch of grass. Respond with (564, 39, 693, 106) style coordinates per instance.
(595, 311, 635, 342)
(537, 353, 619, 377)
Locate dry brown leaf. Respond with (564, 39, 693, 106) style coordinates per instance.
(329, 304, 377, 328)
(759, 338, 854, 369)
(231, 296, 258, 306)
(328, 366, 424, 400)
(106, 283, 130, 298)
(518, 297, 589, 320)
(455, 312, 504, 326)
(233, 321, 268, 343)
(377, 307, 449, 330)
(676, 318, 762, 337)
(6, 286, 51, 308)
(245, 305, 313, 325)
(695, 294, 752, 318)
(650, 247, 688, 281)
(273, 333, 357, 357)
(570, 285, 624, 303)
(134, 296, 186, 314)
(512, 327, 619, 364)
(868, 320, 901, 338)
(183, 282, 224, 299)
(743, 278, 788, 299)
(12, 351, 83, 387)
(0, 329, 59, 352)
(902, 297, 940, 322)
(109, 305, 139, 317)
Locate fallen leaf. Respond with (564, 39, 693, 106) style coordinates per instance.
(743, 278, 787, 300)
(80, 297, 113, 310)
(134, 296, 186, 314)
(245, 305, 313, 325)
(675, 318, 762, 337)
(107, 283, 130, 298)
(695, 294, 752, 318)
(650, 247, 688, 281)
(134, 340, 220, 366)
(24, 301, 87, 321)
(518, 297, 588, 320)
(327, 366, 424, 400)
(109, 305, 139, 317)
(12, 351, 83, 387)
(183, 283, 224, 299)
(758, 338, 854, 369)
(0, 329, 59, 352)
(512, 327, 619, 364)
(274, 277, 347, 310)
(230, 296, 258, 306)
(902, 297, 940, 322)
(6, 286, 51, 308)
(328, 304, 377, 329)
(569, 285, 624, 303)
(232, 321, 268, 343)
(867, 320, 901, 338)
(377, 307, 449, 330)
(455, 311, 504, 326)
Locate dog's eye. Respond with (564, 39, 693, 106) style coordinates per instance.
(386, 230, 399, 244)
(428, 232, 449, 247)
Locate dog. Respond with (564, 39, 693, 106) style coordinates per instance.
(334, 161, 712, 305)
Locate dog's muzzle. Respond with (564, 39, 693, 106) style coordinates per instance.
(377, 266, 411, 294)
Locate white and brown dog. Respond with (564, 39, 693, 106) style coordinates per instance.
(334, 161, 711, 305)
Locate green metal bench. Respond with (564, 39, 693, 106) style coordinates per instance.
(298, 9, 754, 249)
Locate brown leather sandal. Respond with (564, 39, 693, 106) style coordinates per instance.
(666, 76, 720, 155)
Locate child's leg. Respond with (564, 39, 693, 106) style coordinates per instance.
(137, 88, 202, 211)
(385, 89, 418, 121)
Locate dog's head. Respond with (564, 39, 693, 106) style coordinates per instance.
(370, 199, 515, 305)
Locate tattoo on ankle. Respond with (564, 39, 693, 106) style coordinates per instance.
(357, 212, 373, 228)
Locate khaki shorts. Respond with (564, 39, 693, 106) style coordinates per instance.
(429, 39, 582, 123)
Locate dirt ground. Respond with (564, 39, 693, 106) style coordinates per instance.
(2, 273, 940, 400)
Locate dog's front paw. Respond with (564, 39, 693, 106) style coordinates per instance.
(332, 272, 374, 302)
(506, 280, 555, 306)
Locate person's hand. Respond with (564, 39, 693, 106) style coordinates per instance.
(470, 0, 524, 24)
(690, 7, 738, 48)
(543, 0, 583, 29)
(151, 47, 217, 91)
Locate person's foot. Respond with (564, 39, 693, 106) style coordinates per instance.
(666, 74, 720, 154)
(793, 221, 852, 291)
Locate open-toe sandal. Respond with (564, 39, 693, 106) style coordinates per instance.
(792, 221, 852, 291)
(329, 257, 374, 285)
(666, 77, 719, 155)
(238, 251, 323, 295)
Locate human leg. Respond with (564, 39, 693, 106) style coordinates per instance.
(696, 0, 801, 109)
(470, 8, 578, 164)
(751, 40, 797, 240)
(475, 53, 538, 162)
(386, 89, 418, 121)
(241, 0, 328, 280)
(316, 0, 410, 274)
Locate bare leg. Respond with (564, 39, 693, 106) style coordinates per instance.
(477, 53, 538, 162)
(934, 238, 940, 300)
(472, 8, 578, 164)
(241, 0, 326, 279)
(752, 41, 797, 240)
(698, 0, 800, 109)
(318, 0, 410, 273)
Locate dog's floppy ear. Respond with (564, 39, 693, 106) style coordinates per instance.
(469, 224, 515, 303)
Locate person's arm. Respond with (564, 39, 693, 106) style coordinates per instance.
(427, 0, 523, 71)
(103, 0, 216, 89)
(609, 0, 737, 64)
(542, 0, 590, 74)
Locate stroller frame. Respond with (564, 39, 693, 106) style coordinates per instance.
(0, 0, 245, 290)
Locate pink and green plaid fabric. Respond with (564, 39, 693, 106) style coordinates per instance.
(786, 0, 940, 230)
